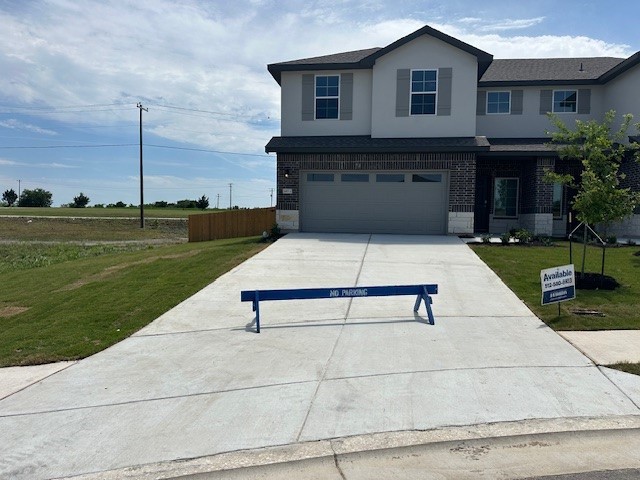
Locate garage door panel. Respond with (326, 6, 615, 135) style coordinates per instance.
(300, 171, 448, 234)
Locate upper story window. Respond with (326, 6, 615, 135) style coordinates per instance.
(410, 69, 437, 115)
(315, 75, 339, 119)
(487, 91, 511, 114)
(553, 90, 577, 113)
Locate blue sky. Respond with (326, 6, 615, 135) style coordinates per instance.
(1, 0, 639, 207)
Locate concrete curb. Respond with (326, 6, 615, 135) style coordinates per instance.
(60, 416, 640, 479)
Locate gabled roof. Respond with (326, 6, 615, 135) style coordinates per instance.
(267, 24, 640, 87)
(479, 57, 625, 86)
(267, 25, 493, 84)
(599, 51, 640, 82)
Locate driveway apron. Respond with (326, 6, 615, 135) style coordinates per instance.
(1, 233, 638, 479)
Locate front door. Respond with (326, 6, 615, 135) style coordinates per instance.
(474, 174, 491, 233)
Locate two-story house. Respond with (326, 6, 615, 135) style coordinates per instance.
(266, 25, 640, 237)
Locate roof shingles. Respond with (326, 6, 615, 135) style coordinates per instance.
(479, 57, 625, 84)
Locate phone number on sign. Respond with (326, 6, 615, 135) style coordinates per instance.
(543, 277, 574, 290)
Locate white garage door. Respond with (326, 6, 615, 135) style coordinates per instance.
(300, 171, 448, 234)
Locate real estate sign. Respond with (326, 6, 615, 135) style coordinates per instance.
(540, 264, 576, 305)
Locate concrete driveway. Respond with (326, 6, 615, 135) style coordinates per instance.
(1, 233, 639, 479)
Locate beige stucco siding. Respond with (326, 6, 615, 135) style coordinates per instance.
(280, 70, 372, 136)
(476, 85, 606, 138)
(604, 65, 640, 139)
(371, 35, 478, 138)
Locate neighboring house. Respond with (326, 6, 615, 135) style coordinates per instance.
(266, 25, 640, 237)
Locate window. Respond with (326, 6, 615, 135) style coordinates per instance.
(487, 91, 510, 114)
(315, 75, 339, 119)
(376, 174, 405, 183)
(494, 178, 518, 218)
(552, 183, 563, 218)
(307, 173, 334, 182)
(412, 174, 442, 183)
(341, 173, 369, 182)
(553, 90, 577, 113)
(410, 70, 437, 115)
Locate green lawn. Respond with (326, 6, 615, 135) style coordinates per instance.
(0, 237, 266, 367)
(470, 242, 640, 330)
(0, 216, 187, 242)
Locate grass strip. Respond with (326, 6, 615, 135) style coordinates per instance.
(470, 242, 640, 330)
(471, 241, 640, 375)
(0, 206, 214, 218)
(0, 217, 187, 242)
(608, 362, 640, 376)
(0, 237, 266, 367)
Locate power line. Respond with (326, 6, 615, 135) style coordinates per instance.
(146, 144, 271, 157)
(149, 103, 257, 119)
(0, 103, 128, 111)
(0, 142, 272, 157)
(0, 143, 137, 149)
(0, 107, 135, 115)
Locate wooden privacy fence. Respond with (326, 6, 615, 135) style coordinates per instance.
(188, 207, 276, 242)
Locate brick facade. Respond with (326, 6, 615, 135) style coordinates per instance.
(621, 155, 640, 214)
(276, 152, 477, 213)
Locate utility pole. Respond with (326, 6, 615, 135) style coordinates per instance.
(216, 193, 220, 209)
(17, 179, 21, 202)
(137, 102, 148, 228)
(270, 188, 274, 207)
(229, 183, 233, 209)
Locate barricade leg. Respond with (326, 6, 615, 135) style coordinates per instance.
(254, 291, 261, 333)
(413, 286, 435, 325)
(423, 286, 435, 325)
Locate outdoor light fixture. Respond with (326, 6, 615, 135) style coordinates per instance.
(284, 169, 290, 178)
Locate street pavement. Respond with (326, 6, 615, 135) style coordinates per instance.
(1, 233, 639, 479)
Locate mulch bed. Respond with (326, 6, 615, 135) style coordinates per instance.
(575, 272, 620, 290)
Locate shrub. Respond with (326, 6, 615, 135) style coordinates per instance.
(514, 228, 533, 244)
(500, 232, 511, 245)
(481, 234, 492, 244)
(534, 234, 553, 246)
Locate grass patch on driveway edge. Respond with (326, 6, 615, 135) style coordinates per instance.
(469, 242, 640, 331)
(470, 242, 640, 375)
(0, 237, 266, 367)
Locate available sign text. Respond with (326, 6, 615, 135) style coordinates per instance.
(540, 264, 575, 305)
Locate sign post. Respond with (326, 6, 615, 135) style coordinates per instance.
(540, 264, 576, 314)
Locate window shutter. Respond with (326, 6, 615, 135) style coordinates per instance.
(578, 89, 591, 114)
(395, 69, 410, 117)
(511, 90, 523, 115)
(476, 90, 486, 115)
(437, 67, 452, 116)
(302, 74, 314, 121)
(340, 73, 353, 120)
(539, 90, 552, 114)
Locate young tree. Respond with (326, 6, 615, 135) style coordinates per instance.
(2, 189, 18, 206)
(546, 110, 640, 275)
(195, 195, 209, 210)
(18, 188, 53, 207)
(71, 192, 90, 208)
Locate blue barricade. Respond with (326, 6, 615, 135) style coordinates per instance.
(240, 284, 438, 333)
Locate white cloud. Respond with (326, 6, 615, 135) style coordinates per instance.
(454, 16, 545, 32)
(0, 158, 20, 166)
(46, 162, 77, 169)
(0, 119, 58, 135)
(429, 22, 633, 58)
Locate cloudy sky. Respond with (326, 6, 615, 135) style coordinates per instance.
(1, 0, 639, 207)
